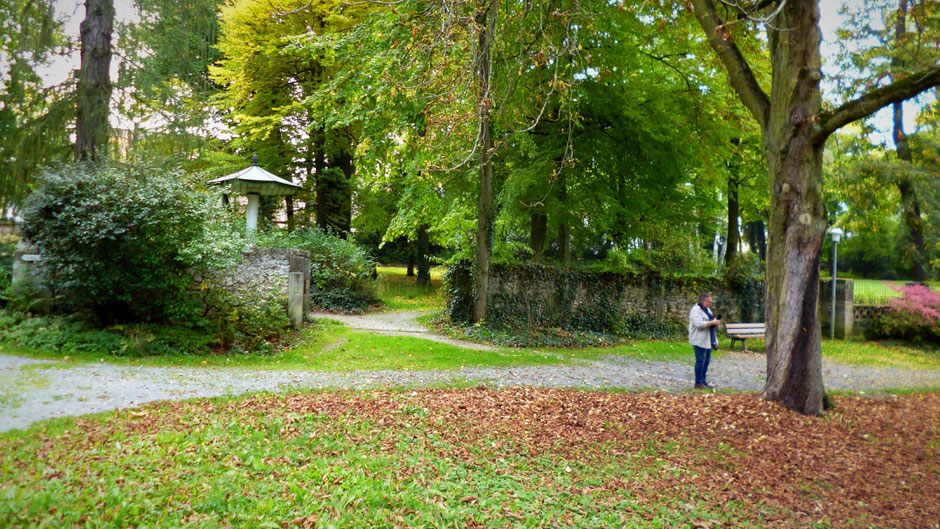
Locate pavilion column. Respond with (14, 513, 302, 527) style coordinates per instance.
(246, 193, 260, 232)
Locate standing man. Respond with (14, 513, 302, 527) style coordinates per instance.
(689, 293, 721, 389)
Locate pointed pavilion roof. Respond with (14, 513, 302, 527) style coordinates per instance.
(208, 155, 302, 196)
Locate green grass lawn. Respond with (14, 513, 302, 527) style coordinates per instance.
(375, 265, 446, 312)
(2, 389, 937, 528)
(850, 278, 940, 304)
(3, 319, 937, 372)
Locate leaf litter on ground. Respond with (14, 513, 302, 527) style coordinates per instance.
(1, 388, 937, 528)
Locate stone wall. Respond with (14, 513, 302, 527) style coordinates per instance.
(10, 245, 310, 324)
(853, 304, 891, 336)
(219, 247, 310, 300)
(447, 263, 765, 335)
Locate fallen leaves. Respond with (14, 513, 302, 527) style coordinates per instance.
(4, 388, 939, 528)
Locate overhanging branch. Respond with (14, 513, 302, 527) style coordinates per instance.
(690, 0, 771, 128)
(813, 67, 940, 144)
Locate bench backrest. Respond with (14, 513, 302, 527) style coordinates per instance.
(725, 323, 765, 337)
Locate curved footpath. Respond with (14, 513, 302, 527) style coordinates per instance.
(1, 312, 937, 433)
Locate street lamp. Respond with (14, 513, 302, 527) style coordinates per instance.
(829, 227, 843, 340)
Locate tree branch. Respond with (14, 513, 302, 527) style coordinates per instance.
(690, 0, 770, 127)
(813, 67, 940, 144)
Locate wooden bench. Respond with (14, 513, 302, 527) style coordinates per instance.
(725, 323, 765, 352)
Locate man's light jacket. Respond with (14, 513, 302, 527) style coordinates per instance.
(688, 304, 714, 349)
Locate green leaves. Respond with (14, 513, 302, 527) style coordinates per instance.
(21, 163, 229, 324)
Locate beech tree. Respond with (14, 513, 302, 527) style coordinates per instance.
(690, 0, 940, 414)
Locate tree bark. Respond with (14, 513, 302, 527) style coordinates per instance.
(746, 219, 767, 261)
(891, 0, 928, 282)
(417, 223, 431, 287)
(75, 0, 114, 162)
(691, 0, 940, 415)
(315, 143, 353, 238)
(472, 0, 495, 323)
(530, 211, 547, 257)
(557, 171, 570, 264)
(285, 195, 295, 232)
(726, 176, 740, 267)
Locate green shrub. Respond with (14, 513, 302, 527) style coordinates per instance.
(0, 233, 16, 306)
(259, 228, 378, 313)
(21, 164, 211, 323)
(9, 163, 293, 357)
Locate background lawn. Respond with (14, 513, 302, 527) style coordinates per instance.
(849, 278, 940, 304)
(375, 266, 446, 312)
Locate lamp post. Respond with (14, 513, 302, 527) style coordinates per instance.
(829, 227, 843, 340)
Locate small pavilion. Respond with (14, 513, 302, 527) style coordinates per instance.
(208, 155, 302, 232)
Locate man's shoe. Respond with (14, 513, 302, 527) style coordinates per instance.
(703, 383, 715, 390)
(694, 383, 707, 389)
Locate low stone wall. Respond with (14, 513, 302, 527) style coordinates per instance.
(447, 263, 765, 336)
(853, 304, 891, 336)
(10, 245, 311, 325)
(219, 247, 310, 300)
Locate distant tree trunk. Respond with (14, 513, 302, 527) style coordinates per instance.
(315, 144, 353, 238)
(891, 0, 928, 282)
(75, 0, 114, 162)
(530, 211, 547, 257)
(407, 247, 415, 277)
(726, 177, 740, 266)
(558, 171, 570, 264)
(472, 0, 495, 323)
(746, 219, 767, 261)
(417, 223, 431, 287)
(336, 148, 354, 235)
(285, 195, 295, 232)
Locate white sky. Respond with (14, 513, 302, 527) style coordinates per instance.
(41, 0, 924, 144)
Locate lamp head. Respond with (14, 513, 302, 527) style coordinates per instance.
(829, 227, 843, 243)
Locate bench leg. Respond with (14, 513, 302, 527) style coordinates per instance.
(742, 339, 748, 353)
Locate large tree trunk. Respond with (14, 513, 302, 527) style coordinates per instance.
(692, 0, 940, 414)
(472, 0, 495, 323)
(285, 195, 295, 232)
(75, 0, 114, 162)
(726, 176, 740, 267)
(760, 1, 828, 416)
(891, 1, 929, 282)
(315, 144, 353, 238)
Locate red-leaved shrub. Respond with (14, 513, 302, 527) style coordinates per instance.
(868, 283, 940, 344)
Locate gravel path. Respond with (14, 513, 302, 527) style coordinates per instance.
(310, 310, 497, 350)
(1, 311, 937, 433)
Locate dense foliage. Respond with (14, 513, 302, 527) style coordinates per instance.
(22, 164, 210, 322)
(868, 283, 940, 344)
(258, 228, 378, 313)
(11, 163, 291, 355)
(0, 233, 16, 304)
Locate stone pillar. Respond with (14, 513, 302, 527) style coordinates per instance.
(820, 279, 854, 339)
(288, 271, 304, 329)
(289, 253, 310, 325)
(246, 193, 259, 232)
(11, 240, 53, 313)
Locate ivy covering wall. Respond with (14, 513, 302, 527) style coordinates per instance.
(446, 263, 765, 340)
